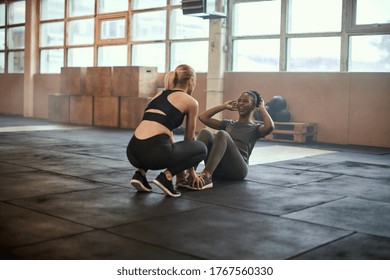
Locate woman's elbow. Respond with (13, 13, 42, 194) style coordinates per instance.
(267, 123, 275, 135)
(261, 123, 274, 137)
(198, 115, 206, 124)
(270, 122, 275, 132)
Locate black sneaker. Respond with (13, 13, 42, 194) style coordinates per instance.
(130, 171, 152, 192)
(153, 172, 181, 198)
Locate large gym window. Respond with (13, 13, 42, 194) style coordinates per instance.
(233, 1, 280, 36)
(98, 0, 128, 14)
(132, 0, 167, 10)
(230, 0, 390, 72)
(348, 0, 390, 72)
(68, 0, 94, 17)
(232, 0, 280, 71)
(131, 43, 165, 72)
(38, 0, 208, 73)
(98, 16, 127, 42)
(287, 37, 340, 72)
(349, 34, 390, 72)
(0, 4, 4, 26)
(0, 0, 25, 73)
(40, 0, 64, 20)
(40, 48, 63, 73)
(39, 0, 65, 73)
(355, 0, 389, 25)
(168, 7, 209, 72)
(288, 0, 342, 34)
(97, 45, 127, 67)
(68, 19, 94, 46)
(131, 11, 166, 41)
(233, 39, 280, 72)
(170, 8, 209, 40)
(67, 47, 93, 67)
(40, 22, 64, 47)
(171, 41, 209, 72)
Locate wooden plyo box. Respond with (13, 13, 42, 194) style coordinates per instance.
(263, 122, 317, 143)
(93, 96, 119, 127)
(112, 66, 157, 98)
(85, 67, 112, 96)
(60, 67, 87, 94)
(48, 94, 70, 123)
(120, 97, 150, 129)
(70, 95, 93, 125)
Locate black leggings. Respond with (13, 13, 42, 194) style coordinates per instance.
(127, 134, 207, 176)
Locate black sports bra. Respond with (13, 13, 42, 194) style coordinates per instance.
(142, 90, 185, 131)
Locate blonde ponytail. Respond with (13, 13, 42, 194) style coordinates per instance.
(164, 64, 195, 89)
(173, 64, 195, 86)
(164, 71, 176, 90)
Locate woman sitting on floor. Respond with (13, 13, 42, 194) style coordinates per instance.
(177, 90, 274, 190)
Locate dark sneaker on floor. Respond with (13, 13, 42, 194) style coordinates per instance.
(130, 171, 152, 192)
(153, 172, 181, 198)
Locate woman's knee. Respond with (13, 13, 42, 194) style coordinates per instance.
(187, 141, 207, 166)
(214, 130, 230, 141)
(190, 140, 207, 158)
(197, 141, 208, 156)
(197, 129, 212, 141)
(216, 130, 229, 136)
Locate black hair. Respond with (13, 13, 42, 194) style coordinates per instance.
(244, 90, 261, 107)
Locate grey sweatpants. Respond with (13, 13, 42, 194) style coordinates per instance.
(196, 129, 248, 180)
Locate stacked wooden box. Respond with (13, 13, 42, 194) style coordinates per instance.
(263, 122, 317, 143)
(48, 67, 87, 124)
(48, 66, 157, 129)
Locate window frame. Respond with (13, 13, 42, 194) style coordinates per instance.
(349, 0, 390, 33)
(0, 0, 26, 73)
(37, 0, 209, 73)
(67, 18, 95, 47)
(228, 0, 390, 72)
(96, 13, 128, 45)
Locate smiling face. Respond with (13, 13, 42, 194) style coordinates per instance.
(237, 92, 256, 116)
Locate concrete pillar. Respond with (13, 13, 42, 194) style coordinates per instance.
(23, 0, 39, 117)
(206, 2, 227, 117)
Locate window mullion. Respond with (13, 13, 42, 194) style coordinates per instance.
(165, 5, 170, 72)
(340, 0, 351, 71)
(64, 4, 67, 67)
(280, 0, 287, 71)
(226, 0, 233, 71)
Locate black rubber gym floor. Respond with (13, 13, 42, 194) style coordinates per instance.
(1, 115, 389, 260)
